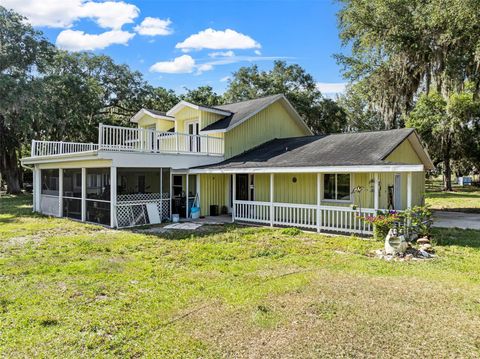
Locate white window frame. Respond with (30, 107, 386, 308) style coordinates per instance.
(322, 173, 353, 203)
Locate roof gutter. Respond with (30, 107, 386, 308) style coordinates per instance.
(189, 164, 425, 174)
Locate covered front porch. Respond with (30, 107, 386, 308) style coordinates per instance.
(194, 165, 424, 235)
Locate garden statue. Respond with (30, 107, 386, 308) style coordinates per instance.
(384, 228, 408, 255)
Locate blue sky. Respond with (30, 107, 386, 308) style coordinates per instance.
(2, 0, 348, 95)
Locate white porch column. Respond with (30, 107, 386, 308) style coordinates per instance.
(110, 166, 117, 228)
(81, 168, 86, 222)
(196, 174, 200, 207)
(232, 174, 236, 223)
(374, 173, 379, 211)
(169, 170, 173, 220)
(186, 173, 189, 218)
(58, 168, 63, 217)
(33, 166, 41, 212)
(316, 173, 322, 233)
(270, 173, 274, 227)
(407, 172, 412, 208)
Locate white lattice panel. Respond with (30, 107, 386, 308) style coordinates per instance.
(117, 193, 163, 203)
(115, 195, 170, 228)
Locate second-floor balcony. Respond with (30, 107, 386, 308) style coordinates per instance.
(30, 124, 224, 158)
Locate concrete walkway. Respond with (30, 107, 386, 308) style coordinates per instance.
(433, 211, 480, 230)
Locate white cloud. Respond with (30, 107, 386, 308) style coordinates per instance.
(254, 50, 262, 55)
(0, 0, 82, 27)
(176, 28, 261, 52)
(56, 29, 135, 51)
(209, 50, 235, 58)
(149, 54, 291, 76)
(79, 1, 139, 30)
(196, 64, 213, 74)
(316, 82, 347, 94)
(0, 0, 139, 29)
(220, 76, 231, 82)
(134, 17, 173, 36)
(149, 55, 196, 74)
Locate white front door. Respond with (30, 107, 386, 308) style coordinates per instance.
(186, 121, 200, 152)
(394, 174, 401, 209)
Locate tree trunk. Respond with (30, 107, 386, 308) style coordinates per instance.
(443, 157, 452, 191)
(0, 113, 22, 194)
(0, 149, 21, 194)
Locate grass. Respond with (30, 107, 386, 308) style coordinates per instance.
(425, 180, 480, 213)
(1, 195, 480, 357)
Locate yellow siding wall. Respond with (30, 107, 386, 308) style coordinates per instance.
(200, 111, 224, 129)
(224, 101, 310, 158)
(386, 138, 425, 207)
(137, 114, 174, 132)
(199, 174, 229, 216)
(174, 106, 199, 132)
(254, 173, 317, 204)
(208, 169, 424, 211)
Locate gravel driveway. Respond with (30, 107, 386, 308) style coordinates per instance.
(432, 211, 480, 230)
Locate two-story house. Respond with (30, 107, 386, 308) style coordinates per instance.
(21, 94, 434, 234)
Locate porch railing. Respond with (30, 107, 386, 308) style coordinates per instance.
(234, 200, 376, 234)
(29, 124, 224, 157)
(31, 140, 98, 157)
(98, 124, 224, 156)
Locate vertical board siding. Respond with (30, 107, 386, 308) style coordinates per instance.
(386, 138, 426, 207)
(224, 101, 310, 159)
(246, 171, 423, 211)
(200, 111, 224, 129)
(137, 115, 174, 132)
(253, 173, 316, 204)
(199, 174, 228, 216)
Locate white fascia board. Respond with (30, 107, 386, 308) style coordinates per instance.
(278, 95, 314, 135)
(20, 151, 99, 165)
(98, 151, 224, 169)
(199, 128, 227, 134)
(189, 164, 425, 174)
(166, 100, 231, 117)
(130, 109, 174, 123)
(408, 132, 435, 170)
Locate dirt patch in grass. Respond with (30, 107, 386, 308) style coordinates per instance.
(2, 195, 480, 358)
(190, 271, 480, 358)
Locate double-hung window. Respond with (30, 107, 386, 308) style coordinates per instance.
(323, 174, 351, 201)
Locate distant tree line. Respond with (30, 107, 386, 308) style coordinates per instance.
(2, 1, 480, 194)
(0, 6, 350, 194)
(335, 0, 480, 190)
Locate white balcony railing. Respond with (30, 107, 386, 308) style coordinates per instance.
(29, 124, 224, 157)
(98, 124, 224, 156)
(31, 140, 98, 157)
(233, 200, 376, 234)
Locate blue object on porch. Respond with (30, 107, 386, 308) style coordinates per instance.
(191, 206, 200, 219)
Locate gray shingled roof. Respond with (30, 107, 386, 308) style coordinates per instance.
(145, 109, 174, 118)
(196, 128, 418, 169)
(201, 94, 284, 131)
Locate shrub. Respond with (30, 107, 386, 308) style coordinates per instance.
(399, 205, 433, 238)
(361, 210, 400, 240)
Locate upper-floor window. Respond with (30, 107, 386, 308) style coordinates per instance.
(324, 174, 351, 201)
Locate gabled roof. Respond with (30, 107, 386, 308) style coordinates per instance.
(200, 94, 312, 134)
(166, 100, 232, 117)
(192, 128, 434, 171)
(130, 109, 174, 123)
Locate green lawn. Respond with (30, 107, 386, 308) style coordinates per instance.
(1, 195, 480, 358)
(426, 187, 480, 213)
